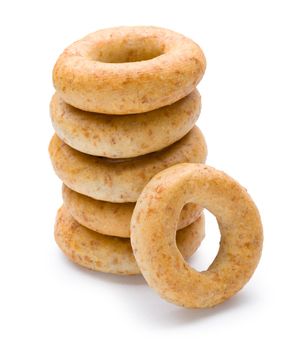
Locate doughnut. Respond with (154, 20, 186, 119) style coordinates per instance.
(50, 90, 201, 158)
(53, 26, 206, 114)
(131, 163, 263, 308)
(55, 206, 205, 275)
(62, 184, 202, 237)
(49, 126, 207, 203)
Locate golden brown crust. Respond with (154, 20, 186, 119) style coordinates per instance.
(49, 127, 207, 203)
(50, 90, 201, 158)
(62, 184, 203, 237)
(53, 26, 206, 114)
(131, 163, 263, 308)
(55, 206, 205, 275)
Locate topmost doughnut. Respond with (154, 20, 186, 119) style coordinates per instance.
(53, 27, 206, 114)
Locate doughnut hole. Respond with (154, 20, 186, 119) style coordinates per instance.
(87, 36, 167, 63)
(188, 209, 220, 272)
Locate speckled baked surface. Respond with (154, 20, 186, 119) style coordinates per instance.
(53, 26, 206, 114)
(62, 184, 202, 237)
(55, 206, 205, 275)
(131, 163, 263, 308)
(49, 126, 207, 203)
(50, 90, 201, 158)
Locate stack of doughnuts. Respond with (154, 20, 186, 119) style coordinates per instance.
(49, 27, 263, 308)
(49, 27, 207, 275)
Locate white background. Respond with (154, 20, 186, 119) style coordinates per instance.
(1, 0, 294, 349)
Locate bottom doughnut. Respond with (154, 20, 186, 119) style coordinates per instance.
(55, 206, 205, 275)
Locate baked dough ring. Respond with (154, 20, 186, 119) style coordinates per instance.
(50, 90, 201, 158)
(55, 206, 205, 275)
(53, 26, 206, 114)
(131, 163, 263, 308)
(62, 184, 202, 237)
(49, 127, 207, 203)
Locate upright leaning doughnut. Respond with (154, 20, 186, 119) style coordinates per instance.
(131, 163, 263, 308)
(53, 26, 206, 114)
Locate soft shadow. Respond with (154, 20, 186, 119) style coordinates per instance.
(60, 253, 146, 286)
(58, 253, 254, 327)
(118, 285, 253, 328)
(155, 292, 251, 327)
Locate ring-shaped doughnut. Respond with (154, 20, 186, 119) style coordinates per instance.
(53, 26, 206, 114)
(62, 184, 202, 237)
(49, 127, 207, 203)
(131, 163, 263, 308)
(55, 206, 205, 275)
(50, 90, 201, 158)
